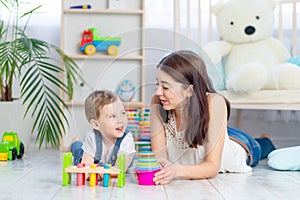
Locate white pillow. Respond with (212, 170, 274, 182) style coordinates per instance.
(267, 146, 300, 171)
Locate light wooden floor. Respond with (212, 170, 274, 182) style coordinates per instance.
(0, 140, 300, 200)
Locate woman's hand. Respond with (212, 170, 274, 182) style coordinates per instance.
(153, 161, 180, 185)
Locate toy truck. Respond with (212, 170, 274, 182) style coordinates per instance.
(0, 132, 25, 161)
(80, 27, 121, 56)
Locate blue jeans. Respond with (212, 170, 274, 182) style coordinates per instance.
(70, 141, 84, 166)
(227, 126, 275, 167)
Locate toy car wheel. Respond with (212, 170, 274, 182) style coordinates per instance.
(17, 142, 25, 159)
(107, 45, 118, 56)
(85, 45, 96, 55)
(11, 148, 17, 160)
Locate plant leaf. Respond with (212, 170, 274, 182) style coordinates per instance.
(1, 0, 83, 148)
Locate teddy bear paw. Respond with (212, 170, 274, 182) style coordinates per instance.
(276, 63, 300, 89)
(226, 63, 268, 93)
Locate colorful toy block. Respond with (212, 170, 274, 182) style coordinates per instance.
(76, 163, 86, 186)
(62, 152, 72, 186)
(117, 154, 126, 187)
(103, 164, 112, 187)
(62, 152, 126, 187)
(89, 164, 98, 186)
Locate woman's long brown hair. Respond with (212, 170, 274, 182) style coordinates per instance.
(157, 50, 230, 147)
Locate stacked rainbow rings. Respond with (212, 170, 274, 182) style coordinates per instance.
(135, 151, 160, 185)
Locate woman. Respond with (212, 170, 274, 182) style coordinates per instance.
(150, 50, 275, 185)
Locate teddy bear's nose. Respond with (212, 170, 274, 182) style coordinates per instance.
(244, 26, 256, 35)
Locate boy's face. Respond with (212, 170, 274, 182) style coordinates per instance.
(92, 98, 128, 142)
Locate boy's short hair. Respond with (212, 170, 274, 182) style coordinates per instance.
(84, 90, 118, 122)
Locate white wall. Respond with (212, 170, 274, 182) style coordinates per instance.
(5, 0, 298, 147)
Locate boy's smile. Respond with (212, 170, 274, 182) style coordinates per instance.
(115, 125, 125, 133)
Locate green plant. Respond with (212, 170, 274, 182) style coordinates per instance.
(0, 0, 82, 148)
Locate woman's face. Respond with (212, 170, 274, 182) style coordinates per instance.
(155, 68, 191, 111)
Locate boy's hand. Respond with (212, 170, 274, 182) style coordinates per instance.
(98, 173, 103, 181)
(86, 174, 103, 181)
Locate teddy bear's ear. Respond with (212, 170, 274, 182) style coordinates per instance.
(211, 2, 224, 16)
(265, 0, 277, 10)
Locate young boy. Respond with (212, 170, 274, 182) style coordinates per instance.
(70, 90, 136, 171)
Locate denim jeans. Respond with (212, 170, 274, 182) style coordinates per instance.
(227, 126, 275, 167)
(70, 141, 84, 166)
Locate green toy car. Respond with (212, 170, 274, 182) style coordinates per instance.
(0, 132, 25, 161)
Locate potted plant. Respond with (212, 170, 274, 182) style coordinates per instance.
(0, 0, 82, 148)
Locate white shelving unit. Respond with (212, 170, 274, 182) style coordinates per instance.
(60, 0, 145, 147)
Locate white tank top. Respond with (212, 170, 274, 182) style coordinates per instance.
(164, 111, 252, 173)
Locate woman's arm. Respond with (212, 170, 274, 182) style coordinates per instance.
(150, 95, 168, 162)
(153, 94, 227, 184)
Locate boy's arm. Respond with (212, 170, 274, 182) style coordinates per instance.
(81, 129, 97, 166)
(81, 152, 94, 166)
(114, 152, 134, 172)
(115, 132, 136, 170)
(81, 152, 100, 180)
(125, 152, 135, 170)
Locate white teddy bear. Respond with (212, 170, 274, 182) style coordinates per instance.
(204, 0, 300, 93)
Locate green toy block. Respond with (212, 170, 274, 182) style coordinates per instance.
(117, 172, 126, 188)
(117, 154, 126, 187)
(62, 152, 73, 186)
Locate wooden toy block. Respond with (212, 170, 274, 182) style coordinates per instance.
(62, 160, 120, 187)
(76, 163, 85, 186)
(89, 164, 98, 187)
(64, 166, 120, 174)
(117, 154, 126, 187)
(62, 153, 124, 187)
(62, 152, 72, 186)
(103, 164, 112, 187)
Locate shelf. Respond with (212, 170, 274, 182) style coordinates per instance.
(65, 101, 146, 108)
(60, 0, 146, 146)
(63, 9, 143, 14)
(70, 55, 143, 60)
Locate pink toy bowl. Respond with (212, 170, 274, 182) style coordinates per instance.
(135, 169, 160, 186)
